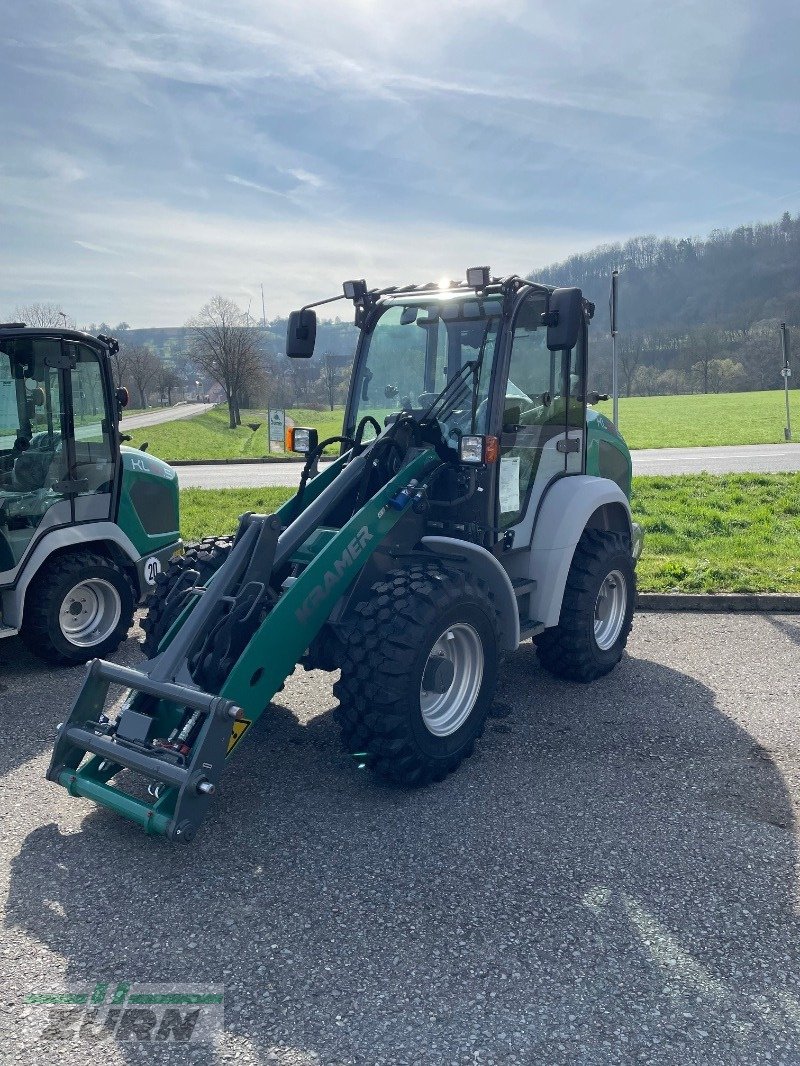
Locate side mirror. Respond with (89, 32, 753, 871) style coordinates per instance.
(286, 309, 317, 358)
(116, 386, 129, 409)
(544, 287, 583, 352)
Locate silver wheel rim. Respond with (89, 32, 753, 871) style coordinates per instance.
(420, 622, 484, 737)
(59, 578, 121, 648)
(594, 569, 627, 651)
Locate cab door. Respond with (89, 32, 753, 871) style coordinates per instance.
(494, 287, 588, 545)
(65, 341, 116, 524)
(496, 289, 585, 541)
(0, 336, 72, 578)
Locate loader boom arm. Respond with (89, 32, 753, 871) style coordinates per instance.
(48, 446, 439, 841)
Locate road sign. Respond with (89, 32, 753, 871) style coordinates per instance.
(781, 366, 792, 378)
(268, 409, 286, 452)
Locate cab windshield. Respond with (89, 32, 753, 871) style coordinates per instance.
(346, 295, 503, 444)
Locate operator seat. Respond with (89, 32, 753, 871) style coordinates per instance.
(11, 432, 58, 492)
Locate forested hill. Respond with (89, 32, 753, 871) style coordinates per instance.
(530, 211, 800, 332)
(529, 211, 800, 395)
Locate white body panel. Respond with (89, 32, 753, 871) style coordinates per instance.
(0, 523, 142, 629)
(526, 476, 632, 628)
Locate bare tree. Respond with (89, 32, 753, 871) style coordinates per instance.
(156, 364, 184, 406)
(690, 324, 721, 394)
(124, 344, 161, 408)
(618, 332, 646, 398)
(320, 351, 347, 411)
(14, 303, 75, 328)
(187, 297, 265, 427)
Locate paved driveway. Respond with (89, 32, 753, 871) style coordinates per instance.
(121, 402, 216, 431)
(175, 443, 800, 490)
(1, 613, 799, 1064)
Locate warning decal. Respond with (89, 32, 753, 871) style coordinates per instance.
(226, 718, 252, 756)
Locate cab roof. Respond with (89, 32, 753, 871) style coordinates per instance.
(0, 325, 114, 353)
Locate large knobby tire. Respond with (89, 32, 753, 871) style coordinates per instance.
(536, 529, 635, 682)
(140, 536, 233, 658)
(20, 549, 135, 665)
(333, 563, 501, 786)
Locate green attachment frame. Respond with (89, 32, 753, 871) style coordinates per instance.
(48, 447, 438, 841)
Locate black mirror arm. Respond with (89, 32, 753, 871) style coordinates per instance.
(300, 293, 347, 313)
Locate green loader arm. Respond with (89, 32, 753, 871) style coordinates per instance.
(48, 446, 439, 842)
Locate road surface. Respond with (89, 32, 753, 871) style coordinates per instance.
(2, 612, 800, 1064)
(631, 442, 800, 476)
(175, 442, 800, 489)
(121, 401, 215, 431)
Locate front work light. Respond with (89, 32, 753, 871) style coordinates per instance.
(286, 426, 319, 454)
(343, 279, 368, 301)
(466, 266, 491, 289)
(459, 435, 499, 465)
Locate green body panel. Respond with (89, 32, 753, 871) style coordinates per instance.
(56, 448, 439, 834)
(585, 408, 633, 499)
(154, 455, 350, 655)
(219, 448, 435, 714)
(117, 446, 181, 556)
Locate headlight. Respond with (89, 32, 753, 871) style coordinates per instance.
(458, 435, 499, 465)
(286, 427, 318, 454)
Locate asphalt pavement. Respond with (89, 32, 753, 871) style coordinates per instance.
(2, 612, 800, 1064)
(121, 402, 216, 431)
(175, 443, 800, 490)
(631, 443, 800, 476)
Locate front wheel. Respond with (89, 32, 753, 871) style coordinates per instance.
(20, 549, 135, 665)
(333, 563, 501, 786)
(141, 536, 233, 658)
(536, 530, 635, 682)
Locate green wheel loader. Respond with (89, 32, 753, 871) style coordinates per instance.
(48, 270, 642, 842)
(0, 324, 180, 664)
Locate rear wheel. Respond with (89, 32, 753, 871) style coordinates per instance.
(333, 563, 501, 785)
(536, 529, 635, 682)
(141, 536, 233, 657)
(20, 549, 135, 665)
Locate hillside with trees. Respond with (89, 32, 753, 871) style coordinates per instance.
(530, 211, 800, 396)
(9, 210, 798, 404)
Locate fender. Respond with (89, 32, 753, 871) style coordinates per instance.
(420, 535, 520, 653)
(1, 523, 145, 629)
(527, 475, 632, 629)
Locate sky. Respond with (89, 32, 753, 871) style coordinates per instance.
(2, 0, 800, 327)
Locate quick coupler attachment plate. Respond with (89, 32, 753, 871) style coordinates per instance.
(48, 658, 244, 842)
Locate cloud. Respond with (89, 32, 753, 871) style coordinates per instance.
(74, 240, 118, 254)
(225, 174, 288, 199)
(1, 0, 799, 326)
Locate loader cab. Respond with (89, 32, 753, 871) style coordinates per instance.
(341, 281, 587, 549)
(0, 327, 118, 581)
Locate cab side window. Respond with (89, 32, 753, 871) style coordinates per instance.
(68, 344, 114, 494)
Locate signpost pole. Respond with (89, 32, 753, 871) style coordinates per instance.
(781, 322, 792, 442)
(610, 270, 619, 427)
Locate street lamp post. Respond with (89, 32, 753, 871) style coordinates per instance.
(780, 322, 792, 441)
(610, 270, 619, 427)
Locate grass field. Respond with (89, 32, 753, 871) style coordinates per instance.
(178, 473, 800, 594)
(127, 406, 344, 461)
(632, 473, 800, 591)
(595, 389, 799, 449)
(130, 390, 799, 461)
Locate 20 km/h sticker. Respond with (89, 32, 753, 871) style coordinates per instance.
(143, 557, 162, 586)
(226, 718, 252, 756)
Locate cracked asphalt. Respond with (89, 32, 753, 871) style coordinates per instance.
(1, 612, 799, 1064)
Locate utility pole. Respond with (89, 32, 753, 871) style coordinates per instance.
(610, 269, 619, 427)
(780, 322, 792, 441)
(261, 284, 266, 327)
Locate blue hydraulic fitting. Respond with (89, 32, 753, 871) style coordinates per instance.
(388, 479, 418, 510)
